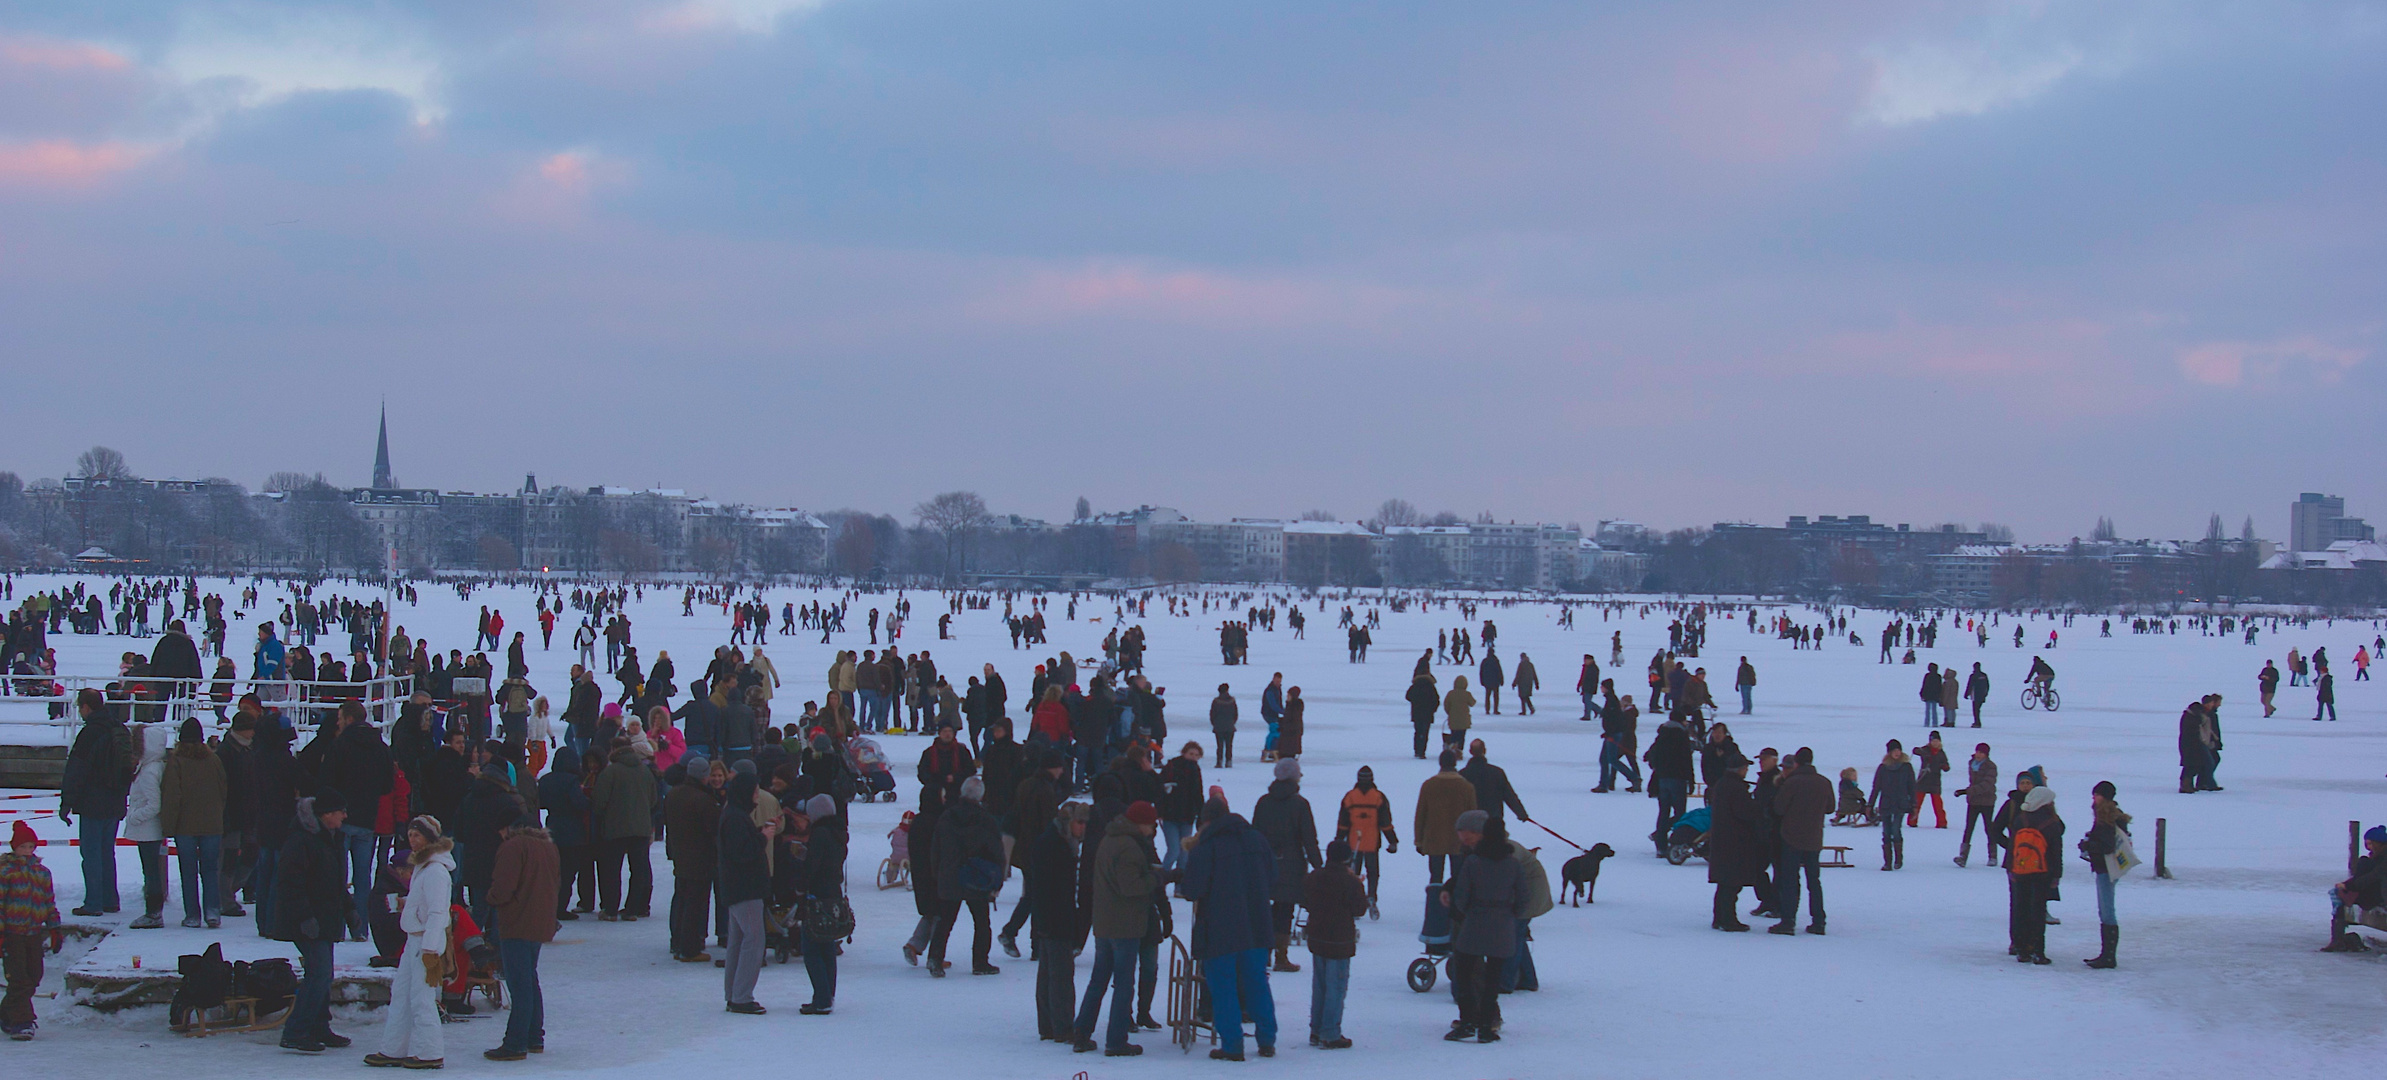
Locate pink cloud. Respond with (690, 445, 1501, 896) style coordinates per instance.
(970, 261, 1406, 329)
(2177, 336, 2367, 387)
(0, 37, 133, 74)
(0, 140, 152, 187)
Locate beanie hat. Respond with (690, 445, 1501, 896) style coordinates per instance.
(1325, 838, 1352, 864)
(682, 754, 710, 777)
(1125, 801, 1158, 826)
(2368, 825, 2387, 845)
(10, 820, 36, 847)
(311, 789, 347, 817)
(2022, 765, 2047, 787)
(805, 795, 836, 819)
(602, 702, 623, 719)
(2092, 780, 2116, 799)
(178, 718, 203, 744)
(1455, 809, 1489, 834)
(1975, 743, 1991, 754)
(1273, 757, 1301, 782)
(732, 758, 757, 777)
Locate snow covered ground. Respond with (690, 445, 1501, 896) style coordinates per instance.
(6, 575, 2387, 1078)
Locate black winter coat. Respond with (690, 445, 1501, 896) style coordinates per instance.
(1250, 780, 1321, 905)
(1706, 775, 1768, 888)
(269, 810, 352, 942)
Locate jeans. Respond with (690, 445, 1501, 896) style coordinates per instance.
(1580, 690, 1597, 721)
(1653, 778, 1689, 854)
(175, 834, 224, 920)
(1412, 721, 1431, 758)
(1774, 848, 1825, 924)
(221, 829, 256, 905)
(1309, 956, 1350, 1042)
(135, 840, 167, 917)
(1598, 741, 1640, 790)
(2094, 871, 2116, 926)
(1160, 821, 1190, 873)
(801, 932, 837, 1006)
(1201, 948, 1277, 1056)
(1035, 937, 1077, 1039)
(77, 815, 122, 911)
(498, 939, 544, 1052)
(1075, 937, 1139, 1048)
(339, 824, 376, 936)
(670, 868, 713, 957)
(289, 937, 335, 1043)
(1739, 686, 1753, 714)
(599, 837, 653, 915)
(858, 689, 885, 732)
(1924, 701, 1940, 726)
(1499, 918, 1537, 992)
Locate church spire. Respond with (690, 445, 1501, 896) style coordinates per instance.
(373, 402, 396, 489)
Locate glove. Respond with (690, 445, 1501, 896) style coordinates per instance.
(300, 917, 320, 940)
(1386, 840, 1398, 854)
(50, 930, 65, 954)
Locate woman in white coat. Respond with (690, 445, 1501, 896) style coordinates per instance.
(368, 816, 453, 1069)
(120, 724, 172, 929)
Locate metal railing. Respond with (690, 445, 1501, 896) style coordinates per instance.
(0, 675, 417, 736)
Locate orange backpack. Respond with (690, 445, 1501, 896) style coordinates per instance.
(2010, 826, 2048, 876)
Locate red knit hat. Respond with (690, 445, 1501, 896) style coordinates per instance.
(1125, 801, 1159, 827)
(10, 820, 36, 847)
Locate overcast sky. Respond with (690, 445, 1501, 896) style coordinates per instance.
(1, 1, 2380, 542)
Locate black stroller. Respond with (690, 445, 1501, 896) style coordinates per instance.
(1408, 882, 1454, 992)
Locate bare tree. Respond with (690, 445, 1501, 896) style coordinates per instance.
(263, 471, 325, 494)
(1978, 522, 2016, 544)
(2092, 516, 2118, 542)
(1298, 509, 1338, 522)
(1074, 496, 1092, 522)
(2205, 513, 2225, 543)
(915, 490, 992, 582)
(2240, 515, 2257, 542)
(75, 446, 133, 482)
(1372, 498, 1420, 529)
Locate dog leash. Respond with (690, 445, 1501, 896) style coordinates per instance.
(1522, 817, 1587, 852)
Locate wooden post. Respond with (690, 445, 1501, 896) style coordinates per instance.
(2155, 818, 2172, 879)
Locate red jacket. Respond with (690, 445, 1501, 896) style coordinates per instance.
(1031, 700, 1072, 744)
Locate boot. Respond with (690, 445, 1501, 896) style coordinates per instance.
(1272, 935, 1301, 973)
(1881, 840, 1894, 871)
(1893, 838, 1904, 870)
(2085, 924, 2117, 968)
(1954, 844, 1969, 868)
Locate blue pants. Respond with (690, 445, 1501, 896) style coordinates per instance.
(1160, 821, 1189, 873)
(498, 939, 544, 1052)
(1075, 937, 1139, 1048)
(2096, 872, 2116, 926)
(289, 937, 335, 1043)
(802, 935, 837, 1007)
(1653, 779, 1688, 854)
(1599, 741, 1640, 790)
(1499, 918, 1537, 992)
(1308, 956, 1350, 1043)
(1775, 848, 1825, 924)
(77, 815, 121, 911)
(1739, 686, 1753, 714)
(176, 834, 224, 920)
(339, 824, 376, 936)
(1201, 948, 1277, 1056)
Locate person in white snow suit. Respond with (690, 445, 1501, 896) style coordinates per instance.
(368, 816, 454, 1069)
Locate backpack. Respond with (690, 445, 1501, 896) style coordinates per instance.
(170, 943, 235, 1026)
(1514, 847, 1556, 920)
(958, 856, 1004, 897)
(2010, 826, 2048, 876)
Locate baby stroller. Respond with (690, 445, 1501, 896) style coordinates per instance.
(845, 735, 899, 802)
(1663, 806, 1712, 866)
(1408, 883, 1453, 992)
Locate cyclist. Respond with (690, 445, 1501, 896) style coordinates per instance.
(2026, 656, 2056, 699)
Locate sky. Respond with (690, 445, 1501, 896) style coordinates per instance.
(0, 0, 2381, 543)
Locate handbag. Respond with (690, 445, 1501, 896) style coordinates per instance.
(802, 892, 855, 942)
(2105, 829, 2141, 880)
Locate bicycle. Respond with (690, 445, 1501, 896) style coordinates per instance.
(2020, 682, 2061, 712)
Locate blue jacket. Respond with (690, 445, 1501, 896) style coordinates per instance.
(255, 636, 286, 680)
(538, 747, 592, 848)
(1181, 812, 1274, 960)
(1260, 684, 1283, 722)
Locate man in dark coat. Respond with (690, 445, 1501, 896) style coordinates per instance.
(1459, 739, 1529, 824)
(1643, 719, 1695, 855)
(662, 756, 720, 961)
(999, 752, 1067, 954)
(1181, 798, 1278, 1060)
(453, 769, 526, 929)
(1768, 748, 1833, 935)
(1210, 684, 1240, 768)
(929, 777, 1006, 975)
(1250, 760, 1321, 973)
(319, 701, 393, 939)
(270, 793, 355, 1053)
(1030, 803, 1088, 1042)
(537, 747, 593, 918)
(1444, 814, 1519, 1043)
(1404, 674, 1438, 760)
(1705, 751, 1764, 931)
(57, 689, 133, 916)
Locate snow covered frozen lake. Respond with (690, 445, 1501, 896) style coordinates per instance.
(6, 575, 2385, 1078)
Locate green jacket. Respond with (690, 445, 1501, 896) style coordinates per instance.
(1088, 817, 1157, 940)
(589, 747, 656, 842)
